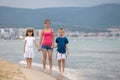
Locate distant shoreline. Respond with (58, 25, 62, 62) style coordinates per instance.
(0, 37, 120, 40)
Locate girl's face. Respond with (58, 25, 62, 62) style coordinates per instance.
(44, 21, 50, 28)
(28, 31, 32, 36)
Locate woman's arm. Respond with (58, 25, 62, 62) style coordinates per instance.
(24, 40, 26, 53)
(40, 30, 43, 47)
(51, 29, 55, 48)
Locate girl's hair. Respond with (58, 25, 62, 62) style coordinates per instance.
(26, 28, 34, 37)
(44, 19, 50, 24)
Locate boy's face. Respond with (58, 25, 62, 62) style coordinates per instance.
(44, 21, 50, 28)
(58, 30, 64, 36)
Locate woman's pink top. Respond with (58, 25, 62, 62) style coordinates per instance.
(42, 29, 53, 46)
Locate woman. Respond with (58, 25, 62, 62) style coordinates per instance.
(40, 19, 54, 74)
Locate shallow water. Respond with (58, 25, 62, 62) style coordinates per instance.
(0, 38, 120, 80)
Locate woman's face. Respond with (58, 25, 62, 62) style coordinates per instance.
(44, 21, 50, 28)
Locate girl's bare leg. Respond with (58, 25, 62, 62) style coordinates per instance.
(26, 58, 29, 68)
(62, 59, 65, 73)
(48, 51, 52, 74)
(42, 50, 47, 72)
(29, 58, 32, 68)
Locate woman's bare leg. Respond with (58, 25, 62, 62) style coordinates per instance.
(48, 51, 52, 74)
(42, 50, 47, 72)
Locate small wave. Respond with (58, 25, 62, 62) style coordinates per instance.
(73, 39, 76, 42)
(98, 39, 103, 41)
(19, 61, 80, 80)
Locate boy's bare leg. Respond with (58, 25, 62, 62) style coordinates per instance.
(58, 60, 61, 73)
(62, 59, 65, 73)
(48, 51, 52, 74)
(42, 50, 47, 72)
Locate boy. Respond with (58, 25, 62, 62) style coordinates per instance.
(56, 28, 69, 73)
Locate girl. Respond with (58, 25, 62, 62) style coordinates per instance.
(24, 28, 40, 68)
(40, 19, 54, 74)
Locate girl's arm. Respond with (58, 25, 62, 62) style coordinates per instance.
(40, 30, 43, 47)
(34, 40, 40, 51)
(24, 40, 26, 53)
(51, 29, 55, 48)
(66, 44, 69, 55)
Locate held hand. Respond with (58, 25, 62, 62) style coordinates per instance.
(38, 48, 41, 52)
(51, 45, 55, 49)
(54, 45, 57, 48)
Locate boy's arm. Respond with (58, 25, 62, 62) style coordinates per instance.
(55, 38, 58, 48)
(66, 44, 69, 55)
(24, 40, 26, 53)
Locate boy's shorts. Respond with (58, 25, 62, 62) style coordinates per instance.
(41, 45, 53, 52)
(57, 52, 67, 60)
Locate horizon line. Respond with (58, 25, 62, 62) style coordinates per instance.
(0, 3, 119, 9)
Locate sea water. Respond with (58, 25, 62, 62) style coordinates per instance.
(0, 37, 120, 80)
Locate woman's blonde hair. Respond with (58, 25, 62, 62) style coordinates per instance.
(44, 19, 50, 24)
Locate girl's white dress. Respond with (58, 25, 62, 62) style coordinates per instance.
(24, 36, 35, 58)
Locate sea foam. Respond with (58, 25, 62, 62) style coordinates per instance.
(19, 60, 80, 80)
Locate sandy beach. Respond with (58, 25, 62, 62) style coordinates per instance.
(0, 60, 85, 80)
(0, 61, 55, 80)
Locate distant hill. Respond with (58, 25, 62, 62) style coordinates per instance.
(0, 3, 120, 32)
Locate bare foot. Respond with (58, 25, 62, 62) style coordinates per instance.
(62, 69, 64, 73)
(24, 66, 29, 68)
(43, 69, 46, 73)
(58, 70, 61, 73)
(61, 71, 65, 75)
(49, 70, 52, 75)
(29, 66, 32, 69)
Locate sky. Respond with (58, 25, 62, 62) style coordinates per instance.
(0, 0, 120, 9)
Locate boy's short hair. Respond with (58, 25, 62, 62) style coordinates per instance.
(59, 28, 64, 31)
(44, 19, 50, 24)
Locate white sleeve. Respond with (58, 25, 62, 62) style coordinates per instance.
(25, 37, 27, 41)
